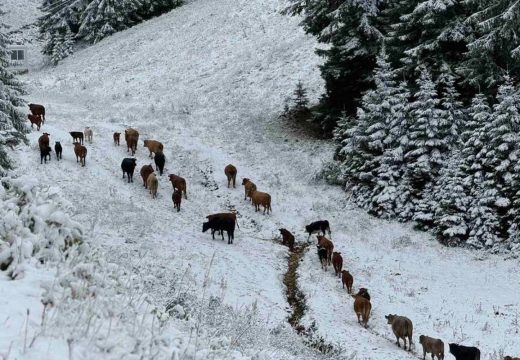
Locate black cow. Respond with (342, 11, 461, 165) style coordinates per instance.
(54, 141, 62, 160)
(121, 158, 137, 183)
(40, 145, 52, 164)
(449, 343, 480, 360)
(154, 151, 165, 176)
(305, 220, 331, 239)
(202, 217, 235, 244)
(357, 288, 371, 301)
(69, 131, 84, 145)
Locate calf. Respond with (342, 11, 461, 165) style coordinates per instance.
(242, 178, 257, 201)
(38, 133, 50, 149)
(143, 139, 163, 158)
(172, 191, 182, 212)
(202, 216, 235, 244)
(306, 220, 331, 239)
(317, 235, 334, 265)
(168, 174, 187, 199)
(341, 270, 353, 293)
(147, 172, 158, 199)
(84, 127, 93, 143)
(113, 132, 121, 146)
(140, 164, 154, 188)
(224, 164, 237, 188)
(154, 151, 165, 175)
(40, 145, 51, 164)
(28, 103, 45, 123)
(449, 344, 480, 360)
(317, 246, 328, 271)
(332, 251, 343, 277)
(69, 131, 84, 145)
(73, 142, 87, 167)
(279, 228, 295, 251)
(385, 314, 413, 351)
(352, 294, 371, 328)
(121, 158, 137, 183)
(419, 335, 444, 360)
(28, 114, 42, 130)
(54, 141, 62, 160)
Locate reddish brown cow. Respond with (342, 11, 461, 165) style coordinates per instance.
(113, 132, 121, 146)
(341, 270, 353, 293)
(28, 114, 42, 131)
(38, 133, 50, 150)
(28, 103, 45, 123)
(168, 174, 187, 199)
(73, 142, 87, 167)
(125, 128, 139, 155)
(140, 164, 154, 188)
(279, 228, 295, 251)
(317, 235, 334, 266)
(332, 252, 343, 277)
(224, 164, 237, 188)
(504, 357, 520, 360)
(352, 294, 371, 328)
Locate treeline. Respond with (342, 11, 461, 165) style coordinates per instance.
(285, 0, 520, 250)
(38, 0, 183, 64)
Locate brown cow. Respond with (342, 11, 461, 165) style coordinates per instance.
(28, 114, 42, 131)
(168, 174, 187, 199)
(352, 294, 371, 328)
(28, 103, 45, 123)
(279, 228, 295, 251)
(341, 270, 353, 293)
(419, 335, 444, 360)
(242, 178, 257, 201)
(172, 190, 182, 212)
(143, 139, 163, 158)
(125, 128, 139, 155)
(317, 235, 333, 265)
(250, 189, 272, 214)
(147, 172, 158, 199)
(224, 164, 237, 188)
(140, 164, 154, 188)
(113, 132, 120, 145)
(332, 252, 343, 277)
(505, 357, 520, 360)
(73, 142, 87, 167)
(38, 133, 50, 150)
(385, 314, 413, 351)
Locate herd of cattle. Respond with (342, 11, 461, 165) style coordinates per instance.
(28, 103, 517, 360)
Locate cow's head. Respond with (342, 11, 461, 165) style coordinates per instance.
(202, 222, 210, 233)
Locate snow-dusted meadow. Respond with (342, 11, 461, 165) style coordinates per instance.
(1, 0, 520, 359)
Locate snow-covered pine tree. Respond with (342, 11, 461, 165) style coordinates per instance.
(429, 151, 469, 245)
(437, 63, 464, 147)
(390, 0, 470, 79)
(77, 0, 142, 44)
(463, 0, 520, 89)
(403, 66, 450, 220)
(38, 0, 85, 64)
(0, 13, 27, 172)
(292, 81, 309, 109)
(337, 46, 404, 210)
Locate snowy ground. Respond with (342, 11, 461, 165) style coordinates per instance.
(2, 0, 520, 359)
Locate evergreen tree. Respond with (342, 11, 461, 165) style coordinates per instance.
(0, 12, 28, 172)
(78, 0, 142, 44)
(405, 66, 448, 187)
(430, 152, 469, 245)
(292, 81, 309, 109)
(463, 0, 520, 89)
(138, 0, 182, 18)
(437, 64, 464, 147)
(390, 0, 470, 79)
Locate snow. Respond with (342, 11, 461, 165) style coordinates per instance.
(2, 0, 520, 359)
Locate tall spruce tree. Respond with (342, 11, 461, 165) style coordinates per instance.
(437, 64, 464, 147)
(0, 12, 27, 172)
(77, 0, 142, 44)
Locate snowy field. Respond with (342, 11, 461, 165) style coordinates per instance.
(2, 0, 520, 359)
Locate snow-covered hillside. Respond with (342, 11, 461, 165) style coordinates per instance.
(2, 0, 520, 359)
